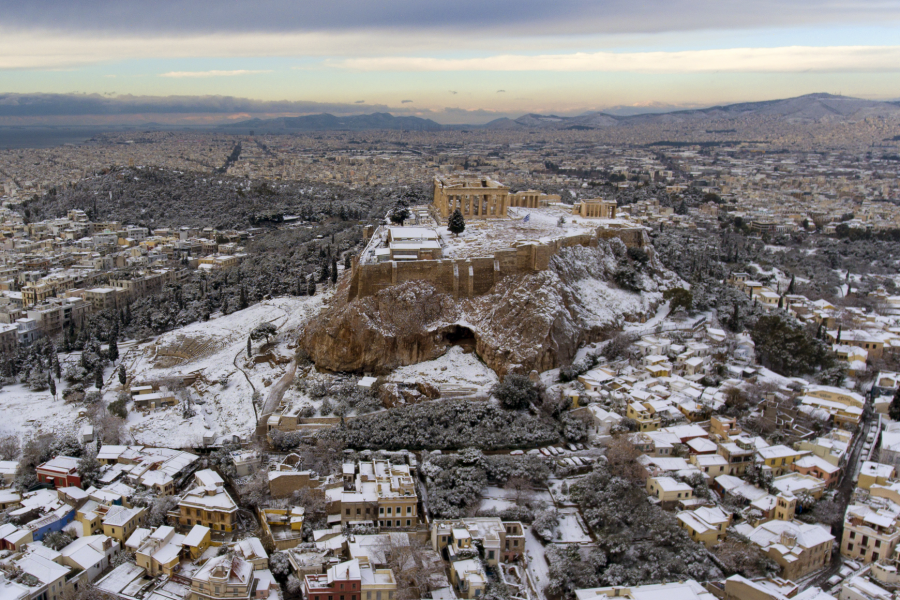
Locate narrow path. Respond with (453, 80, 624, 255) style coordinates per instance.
(805, 403, 875, 591)
(261, 360, 296, 418)
(253, 292, 333, 429)
(232, 301, 291, 422)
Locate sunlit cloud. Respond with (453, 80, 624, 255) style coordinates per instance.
(0, 29, 454, 70)
(160, 70, 273, 78)
(333, 45, 900, 73)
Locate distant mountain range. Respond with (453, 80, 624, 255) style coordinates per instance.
(219, 94, 900, 133)
(483, 93, 900, 130)
(221, 112, 442, 132)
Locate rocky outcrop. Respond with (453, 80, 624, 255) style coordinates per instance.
(300, 242, 679, 377)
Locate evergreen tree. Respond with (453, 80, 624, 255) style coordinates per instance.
(320, 261, 331, 282)
(816, 322, 823, 340)
(448, 208, 466, 237)
(48, 375, 56, 399)
(777, 295, 783, 310)
(331, 258, 338, 285)
(124, 304, 132, 326)
(836, 325, 842, 343)
(344, 253, 352, 270)
(247, 336, 252, 358)
(239, 286, 248, 310)
(307, 277, 317, 296)
(787, 275, 795, 294)
(108, 334, 119, 362)
(94, 367, 104, 390)
(890, 387, 900, 422)
(118, 365, 127, 386)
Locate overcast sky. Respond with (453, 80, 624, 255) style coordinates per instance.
(2, 0, 900, 124)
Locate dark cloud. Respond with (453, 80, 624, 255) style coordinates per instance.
(401, 99, 413, 103)
(1, 0, 893, 36)
(354, 100, 365, 103)
(0, 93, 396, 117)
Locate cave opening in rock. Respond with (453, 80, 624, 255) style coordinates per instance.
(443, 325, 477, 353)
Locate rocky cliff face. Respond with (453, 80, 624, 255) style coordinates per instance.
(300, 241, 680, 377)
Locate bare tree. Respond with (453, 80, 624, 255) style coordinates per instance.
(88, 402, 126, 444)
(375, 535, 446, 600)
(0, 434, 19, 461)
(504, 476, 534, 505)
(604, 435, 647, 484)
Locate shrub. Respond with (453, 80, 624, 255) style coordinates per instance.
(493, 374, 540, 410)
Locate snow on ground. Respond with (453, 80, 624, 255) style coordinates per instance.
(573, 277, 661, 328)
(755, 366, 799, 388)
(391, 346, 498, 390)
(523, 525, 550, 596)
(478, 486, 554, 513)
(554, 509, 592, 544)
(124, 294, 330, 447)
(434, 206, 621, 260)
(0, 357, 117, 441)
(625, 301, 671, 333)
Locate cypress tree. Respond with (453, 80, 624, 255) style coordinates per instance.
(118, 365, 127, 386)
(307, 277, 317, 296)
(890, 387, 900, 421)
(247, 336, 252, 358)
(48, 375, 56, 399)
(787, 275, 795, 294)
(108, 334, 119, 362)
(94, 367, 104, 390)
(239, 286, 248, 310)
(331, 258, 338, 285)
(836, 325, 842, 343)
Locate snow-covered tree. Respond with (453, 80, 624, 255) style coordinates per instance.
(43, 531, 74, 551)
(269, 552, 291, 577)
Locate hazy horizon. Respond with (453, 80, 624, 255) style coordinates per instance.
(2, 1, 900, 125)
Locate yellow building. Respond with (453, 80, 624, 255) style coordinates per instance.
(756, 445, 809, 476)
(102, 506, 146, 543)
(842, 503, 900, 564)
(858, 462, 896, 490)
(258, 507, 305, 551)
(177, 470, 238, 533)
(627, 402, 661, 432)
(647, 476, 693, 509)
(677, 507, 731, 548)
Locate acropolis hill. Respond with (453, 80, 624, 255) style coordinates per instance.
(347, 175, 647, 300)
(302, 175, 671, 376)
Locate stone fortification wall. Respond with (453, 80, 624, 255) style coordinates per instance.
(348, 231, 598, 300)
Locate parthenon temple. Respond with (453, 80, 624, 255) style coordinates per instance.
(433, 175, 510, 220)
